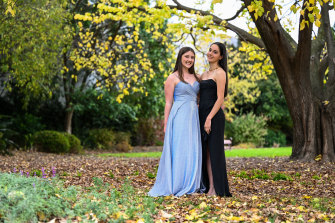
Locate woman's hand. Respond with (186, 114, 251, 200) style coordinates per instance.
(204, 118, 211, 134)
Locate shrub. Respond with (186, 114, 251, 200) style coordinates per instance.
(62, 133, 83, 154)
(234, 143, 256, 149)
(33, 131, 70, 153)
(265, 129, 287, 147)
(114, 132, 132, 152)
(225, 113, 267, 147)
(85, 128, 115, 150)
(0, 115, 19, 155)
(114, 141, 132, 152)
(10, 113, 45, 149)
(0, 172, 157, 222)
(72, 89, 137, 135)
(132, 118, 156, 146)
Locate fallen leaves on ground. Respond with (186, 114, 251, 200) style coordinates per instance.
(0, 151, 334, 222)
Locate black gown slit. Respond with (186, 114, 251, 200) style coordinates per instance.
(199, 79, 232, 197)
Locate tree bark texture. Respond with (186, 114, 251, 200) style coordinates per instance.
(64, 106, 74, 134)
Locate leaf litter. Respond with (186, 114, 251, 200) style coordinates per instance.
(0, 151, 334, 222)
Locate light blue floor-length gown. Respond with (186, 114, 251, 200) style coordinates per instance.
(148, 81, 202, 197)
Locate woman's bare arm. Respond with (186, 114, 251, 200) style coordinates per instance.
(164, 74, 177, 132)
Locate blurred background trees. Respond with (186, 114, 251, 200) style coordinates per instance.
(1, 0, 314, 155)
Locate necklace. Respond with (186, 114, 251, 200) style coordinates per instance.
(209, 67, 220, 71)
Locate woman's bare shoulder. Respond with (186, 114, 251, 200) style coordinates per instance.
(215, 68, 226, 79)
(199, 71, 208, 80)
(166, 72, 179, 84)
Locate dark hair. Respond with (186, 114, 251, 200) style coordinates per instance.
(211, 42, 228, 97)
(173, 47, 199, 83)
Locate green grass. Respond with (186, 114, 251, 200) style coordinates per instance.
(226, 147, 292, 158)
(98, 147, 292, 158)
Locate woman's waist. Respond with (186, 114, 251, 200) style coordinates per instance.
(199, 99, 216, 107)
(174, 95, 197, 102)
(199, 95, 217, 101)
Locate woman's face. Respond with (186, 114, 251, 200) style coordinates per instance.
(181, 51, 195, 69)
(207, 44, 222, 63)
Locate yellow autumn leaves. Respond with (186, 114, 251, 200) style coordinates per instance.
(72, 0, 175, 103)
(246, 0, 330, 30)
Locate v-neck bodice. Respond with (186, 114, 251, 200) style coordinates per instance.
(174, 81, 199, 102)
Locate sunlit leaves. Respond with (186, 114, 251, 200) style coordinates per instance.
(0, 0, 71, 103)
(247, 0, 264, 20)
(246, 0, 327, 31)
(72, 0, 175, 103)
(3, 0, 16, 16)
(288, 0, 328, 30)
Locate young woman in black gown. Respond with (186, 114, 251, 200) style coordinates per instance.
(199, 42, 232, 197)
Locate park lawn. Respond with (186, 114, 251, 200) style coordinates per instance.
(98, 147, 292, 158)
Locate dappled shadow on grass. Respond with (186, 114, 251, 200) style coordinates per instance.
(0, 152, 334, 222)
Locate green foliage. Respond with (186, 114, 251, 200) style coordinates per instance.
(62, 133, 83, 154)
(132, 118, 157, 146)
(146, 172, 156, 179)
(0, 173, 157, 222)
(85, 128, 115, 150)
(107, 171, 114, 179)
(87, 128, 114, 150)
(72, 89, 137, 136)
(312, 175, 321, 180)
(33, 131, 70, 154)
(114, 132, 132, 152)
(0, 0, 71, 102)
(114, 141, 132, 152)
(10, 113, 45, 148)
(265, 129, 287, 147)
(225, 113, 267, 147)
(251, 169, 270, 180)
(235, 170, 293, 181)
(0, 172, 75, 222)
(30, 169, 42, 177)
(85, 128, 132, 152)
(114, 132, 131, 145)
(272, 172, 293, 181)
(0, 115, 18, 155)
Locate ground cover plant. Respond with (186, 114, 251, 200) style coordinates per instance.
(98, 147, 292, 158)
(0, 151, 334, 222)
(0, 171, 157, 222)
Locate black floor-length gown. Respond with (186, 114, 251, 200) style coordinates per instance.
(199, 79, 232, 197)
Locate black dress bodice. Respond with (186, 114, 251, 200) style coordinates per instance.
(199, 79, 217, 108)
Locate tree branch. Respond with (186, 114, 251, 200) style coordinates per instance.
(295, 0, 313, 62)
(167, 0, 265, 49)
(189, 29, 205, 54)
(311, 5, 327, 96)
(321, 3, 335, 88)
(319, 55, 329, 81)
(225, 5, 246, 21)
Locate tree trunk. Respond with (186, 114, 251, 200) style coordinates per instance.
(242, 0, 335, 162)
(64, 104, 73, 134)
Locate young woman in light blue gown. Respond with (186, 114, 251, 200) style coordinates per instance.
(148, 47, 203, 197)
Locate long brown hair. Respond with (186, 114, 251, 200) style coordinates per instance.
(211, 42, 228, 97)
(173, 47, 199, 82)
